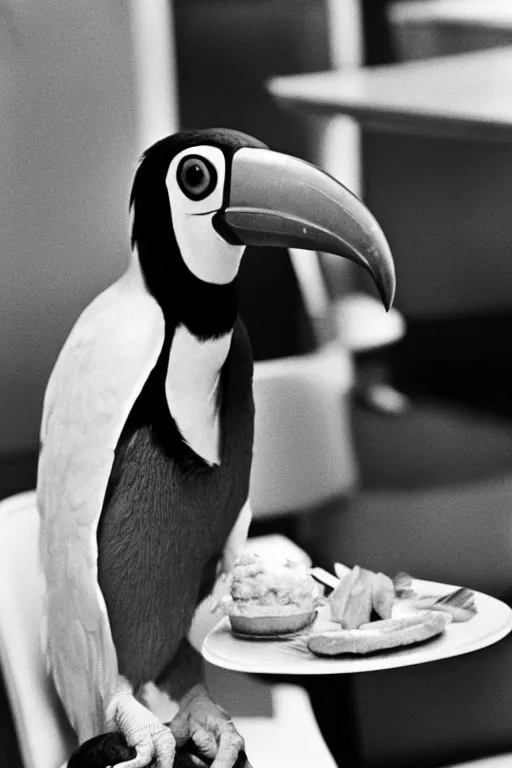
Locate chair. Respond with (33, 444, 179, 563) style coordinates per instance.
(250, 340, 356, 518)
(0, 492, 76, 768)
(0, 341, 354, 768)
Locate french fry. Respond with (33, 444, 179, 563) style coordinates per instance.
(341, 567, 374, 630)
(329, 565, 358, 623)
(371, 572, 395, 620)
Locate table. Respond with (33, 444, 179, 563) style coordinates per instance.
(389, 0, 512, 60)
(268, 46, 512, 143)
(268, 47, 512, 317)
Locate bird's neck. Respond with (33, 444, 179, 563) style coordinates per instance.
(133, 244, 240, 464)
(135, 239, 239, 339)
(165, 323, 233, 466)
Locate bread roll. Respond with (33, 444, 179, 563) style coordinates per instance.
(308, 611, 449, 656)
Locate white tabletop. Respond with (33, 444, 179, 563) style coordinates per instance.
(268, 47, 512, 142)
(390, 0, 512, 30)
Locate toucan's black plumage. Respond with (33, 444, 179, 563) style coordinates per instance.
(97, 317, 254, 687)
(38, 127, 395, 768)
(130, 129, 267, 339)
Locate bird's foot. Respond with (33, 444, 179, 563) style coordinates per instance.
(105, 684, 176, 767)
(170, 684, 250, 768)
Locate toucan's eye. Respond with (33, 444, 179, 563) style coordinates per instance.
(177, 156, 217, 200)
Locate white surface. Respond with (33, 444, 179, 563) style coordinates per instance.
(250, 342, 356, 518)
(130, 0, 178, 153)
(326, 0, 363, 68)
(0, 492, 76, 768)
(335, 292, 406, 352)
(268, 48, 512, 142)
(390, 0, 512, 28)
(203, 578, 512, 675)
(321, 0, 364, 199)
(289, 248, 332, 323)
(448, 756, 512, 767)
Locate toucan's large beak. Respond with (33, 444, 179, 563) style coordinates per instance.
(216, 147, 395, 310)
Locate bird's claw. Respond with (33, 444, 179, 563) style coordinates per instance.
(106, 686, 176, 767)
(115, 728, 175, 768)
(170, 685, 247, 768)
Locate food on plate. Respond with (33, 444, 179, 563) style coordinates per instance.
(221, 554, 477, 657)
(301, 562, 478, 658)
(326, 564, 477, 630)
(393, 571, 417, 598)
(220, 553, 324, 636)
(308, 610, 450, 657)
(397, 584, 477, 623)
(329, 565, 395, 629)
(391, 570, 476, 622)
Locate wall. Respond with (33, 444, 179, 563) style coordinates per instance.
(1, 3, 140, 454)
(174, 0, 331, 158)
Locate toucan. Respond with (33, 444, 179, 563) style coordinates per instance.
(37, 128, 395, 768)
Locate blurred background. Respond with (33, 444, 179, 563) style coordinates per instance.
(3, 1, 512, 767)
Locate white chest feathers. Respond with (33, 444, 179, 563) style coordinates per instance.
(165, 324, 232, 466)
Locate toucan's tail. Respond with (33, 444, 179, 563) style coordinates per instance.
(67, 731, 134, 767)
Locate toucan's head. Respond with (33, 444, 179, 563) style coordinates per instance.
(130, 128, 395, 319)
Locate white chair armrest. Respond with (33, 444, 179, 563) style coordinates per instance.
(250, 343, 357, 518)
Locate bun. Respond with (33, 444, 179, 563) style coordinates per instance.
(229, 610, 317, 637)
(222, 554, 323, 637)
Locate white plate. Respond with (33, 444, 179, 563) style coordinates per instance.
(202, 579, 512, 675)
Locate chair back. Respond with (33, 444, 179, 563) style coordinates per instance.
(0, 491, 76, 768)
(250, 341, 357, 518)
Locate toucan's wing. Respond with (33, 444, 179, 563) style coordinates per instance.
(188, 499, 253, 651)
(37, 258, 165, 741)
(221, 499, 252, 575)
